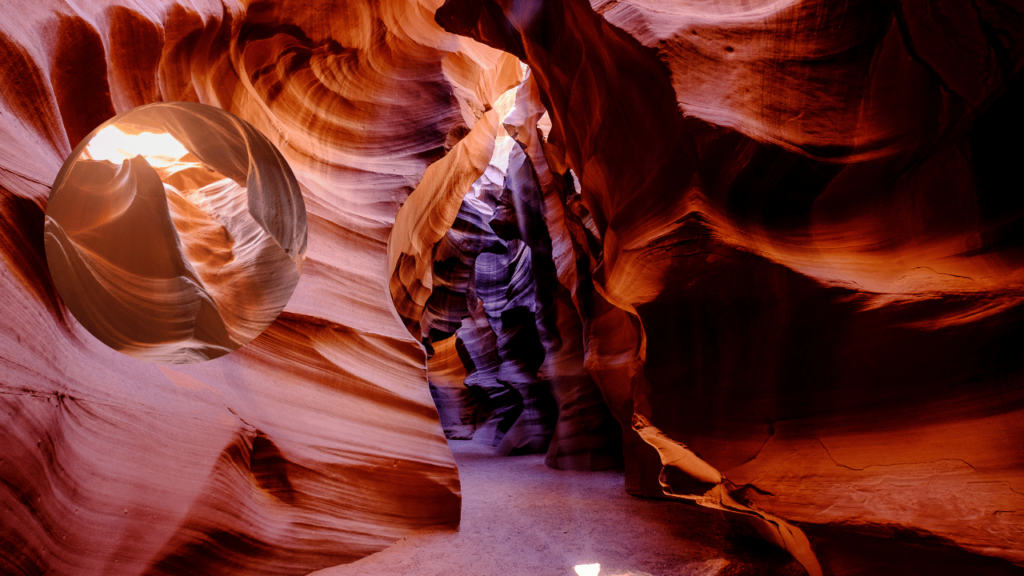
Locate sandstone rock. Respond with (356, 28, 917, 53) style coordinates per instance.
(2, 0, 1024, 574)
(437, 0, 1024, 572)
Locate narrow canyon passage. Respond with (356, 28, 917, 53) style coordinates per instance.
(1, 1, 1023, 575)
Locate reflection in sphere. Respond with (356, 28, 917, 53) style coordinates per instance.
(45, 102, 307, 364)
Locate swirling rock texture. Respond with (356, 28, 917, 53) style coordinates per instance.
(391, 70, 622, 464)
(433, 0, 1024, 574)
(2, 1, 1024, 576)
(45, 102, 306, 363)
(1, 1, 493, 574)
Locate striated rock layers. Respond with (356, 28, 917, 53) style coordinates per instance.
(434, 0, 1024, 574)
(45, 102, 306, 363)
(1, 1, 501, 574)
(388, 68, 622, 466)
(2, 0, 1024, 576)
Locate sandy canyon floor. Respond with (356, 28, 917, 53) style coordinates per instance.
(312, 423, 803, 576)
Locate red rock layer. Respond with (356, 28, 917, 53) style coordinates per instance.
(3, 0, 1024, 574)
(437, 0, 1024, 573)
(0, 1, 520, 574)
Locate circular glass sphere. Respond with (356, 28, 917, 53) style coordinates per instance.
(45, 102, 307, 364)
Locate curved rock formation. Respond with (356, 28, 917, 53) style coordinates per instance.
(389, 68, 623, 464)
(435, 0, 1024, 573)
(45, 102, 306, 363)
(0, 1, 490, 574)
(2, 0, 1024, 575)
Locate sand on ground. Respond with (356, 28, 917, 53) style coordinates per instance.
(310, 423, 802, 576)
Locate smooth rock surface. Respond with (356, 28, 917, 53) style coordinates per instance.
(45, 102, 306, 363)
(0, 1, 498, 574)
(2, 0, 1024, 574)
(436, 0, 1024, 572)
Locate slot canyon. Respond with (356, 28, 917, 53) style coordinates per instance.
(1, 0, 1022, 575)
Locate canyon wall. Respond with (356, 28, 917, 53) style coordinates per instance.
(0, 1, 498, 574)
(1, 0, 1023, 575)
(435, 0, 1024, 573)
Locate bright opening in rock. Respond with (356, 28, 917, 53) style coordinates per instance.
(84, 124, 191, 168)
(45, 102, 307, 364)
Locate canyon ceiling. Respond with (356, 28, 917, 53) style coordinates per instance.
(1, 0, 1023, 575)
